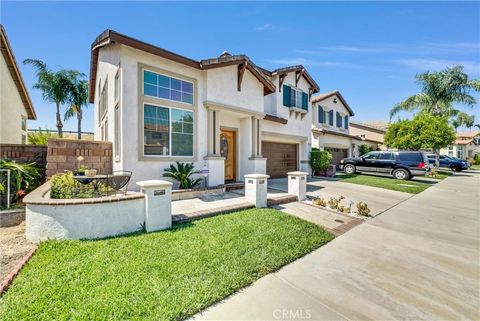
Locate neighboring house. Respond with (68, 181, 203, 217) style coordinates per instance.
(311, 90, 361, 166)
(349, 120, 388, 150)
(440, 131, 480, 160)
(0, 24, 36, 144)
(89, 30, 319, 187)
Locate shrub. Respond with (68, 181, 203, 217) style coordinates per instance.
(50, 172, 109, 199)
(475, 154, 480, 165)
(310, 150, 332, 173)
(342, 206, 350, 214)
(359, 144, 372, 156)
(356, 201, 371, 217)
(27, 128, 58, 145)
(163, 162, 203, 189)
(327, 196, 344, 210)
(313, 197, 327, 207)
(0, 160, 41, 202)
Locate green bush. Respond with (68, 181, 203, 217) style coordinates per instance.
(475, 154, 480, 165)
(310, 150, 332, 172)
(359, 144, 372, 156)
(327, 196, 345, 210)
(163, 162, 203, 189)
(50, 172, 109, 199)
(0, 160, 41, 202)
(356, 201, 371, 217)
(27, 128, 58, 145)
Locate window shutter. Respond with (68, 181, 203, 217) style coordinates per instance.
(302, 92, 308, 110)
(329, 110, 334, 125)
(345, 115, 349, 129)
(318, 107, 324, 123)
(336, 112, 341, 127)
(283, 85, 291, 107)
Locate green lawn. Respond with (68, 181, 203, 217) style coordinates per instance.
(0, 209, 334, 321)
(470, 164, 480, 170)
(337, 174, 431, 194)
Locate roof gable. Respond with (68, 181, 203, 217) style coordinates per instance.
(0, 24, 36, 119)
(311, 90, 354, 116)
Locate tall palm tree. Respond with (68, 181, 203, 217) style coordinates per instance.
(64, 71, 89, 139)
(390, 65, 480, 167)
(23, 59, 70, 137)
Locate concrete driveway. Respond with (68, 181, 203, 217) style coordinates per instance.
(194, 171, 480, 320)
(269, 177, 413, 217)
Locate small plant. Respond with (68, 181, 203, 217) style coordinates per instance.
(78, 165, 88, 175)
(50, 172, 109, 199)
(0, 160, 41, 203)
(356, 201, 371, 217)
(342, 206, 351, 214)
(327, 196, 345, 210)
(27, 127, 58, 145)
(163, 161, 203, 189)
(313, 197, 327, 207)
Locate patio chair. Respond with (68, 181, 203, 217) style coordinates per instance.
(106, 171, 132, 195)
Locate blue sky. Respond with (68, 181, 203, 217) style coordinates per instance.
(2, 1, 479, 132)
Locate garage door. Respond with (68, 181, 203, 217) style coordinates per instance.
(263, 142, 298, 178)
(325, 148, 348, 167)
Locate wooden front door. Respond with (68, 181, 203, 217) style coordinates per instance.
(220, 130, 236, 181)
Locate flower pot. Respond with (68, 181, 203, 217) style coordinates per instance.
(85, 169, 97, 178)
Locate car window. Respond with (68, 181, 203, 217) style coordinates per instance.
(379, 152, 394, 160)
(363, 152, 380, 160)
(398, 152, 423, 162)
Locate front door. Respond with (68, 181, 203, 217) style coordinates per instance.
(220, 129, 236, 181)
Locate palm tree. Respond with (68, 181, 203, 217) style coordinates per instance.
(390, 65, 480, 167)
(23, 59, 70, 137)
(64, 71, 89, 139)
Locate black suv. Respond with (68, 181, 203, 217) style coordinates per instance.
(339, 151, 430, 180)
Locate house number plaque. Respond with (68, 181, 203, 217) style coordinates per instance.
(154, 189, 165, 196)
(259, 180, 265, 184)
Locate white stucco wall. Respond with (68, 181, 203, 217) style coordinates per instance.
(312, 94, 351, 135)
(205, 66, 264, 114)
(0, 53, 28, 144)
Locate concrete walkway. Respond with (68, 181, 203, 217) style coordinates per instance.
(194, 172, 480, 320)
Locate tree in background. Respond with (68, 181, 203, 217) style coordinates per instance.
(358, 144, 373, 156)
(390, 65, 479, 166)
(64, 71, 89, 139)
(384, 114, 455, 164)
(23, 59, 71, 138)
(27, 128, 58, 145)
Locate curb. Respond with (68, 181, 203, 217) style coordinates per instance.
(0, 245, 38, 295)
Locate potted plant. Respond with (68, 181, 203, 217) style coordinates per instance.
(310, 150, 333, 177)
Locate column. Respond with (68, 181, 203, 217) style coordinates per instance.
(287, 171, 308, 201)
(207, 109, 221, 156)
(244, 173, 269, 208)
(250, 116, 263, 158)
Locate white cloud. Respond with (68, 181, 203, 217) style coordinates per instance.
(397, 58, 480, 74)
(255, 23, 274, 31)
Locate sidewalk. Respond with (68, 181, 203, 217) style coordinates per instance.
(193, 171, 480, 320)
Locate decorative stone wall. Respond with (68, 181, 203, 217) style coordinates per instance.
(0, 144, 48, 177)
(46, 139, 112, 177)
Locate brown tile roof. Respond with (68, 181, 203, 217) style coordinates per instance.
(311, 90, 354, 116)
(349, 120, 388, 133)
(456, 131, 480, 139)
(454, 138, 474, 145)
(0, 24, 36, 119)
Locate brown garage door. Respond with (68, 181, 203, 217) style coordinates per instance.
(325, 148, 348, 167)
(263, 142, 298, 178)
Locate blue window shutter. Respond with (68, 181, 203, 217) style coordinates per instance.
(329, 110, 334, 125)
(302, 92, 308, 110)
(318, 107, 324, 123)
(345, 115, 349, 129)
(283, 85, 291, 107)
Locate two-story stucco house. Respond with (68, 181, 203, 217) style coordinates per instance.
(0, 25, 36, 144)
(310, 90, 362, 166)
(89, 30, 319, 187)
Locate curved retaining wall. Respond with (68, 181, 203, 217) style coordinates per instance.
(24, 183, 145, 241)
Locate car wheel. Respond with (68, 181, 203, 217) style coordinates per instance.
(393, 168, 410, 180)
(344, 164, 356, 174)
(451, 166, 461, 172)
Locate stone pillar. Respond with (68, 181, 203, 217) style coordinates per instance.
(137, 180, 173, 232)
(203, 158, 225, 187)
(287, 171, 308, 201)
(244, 173, 269, 208)
(251, 117, 263, 157)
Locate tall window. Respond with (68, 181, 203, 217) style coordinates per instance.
(344, 115, 349, 129)
(144, 104, 193, 157)
(282, 85, 308, 110)
(143, 70, 193, 104)
(99, 79, 108, 122)
(21, 115, 27, 131)
(448, 145, 453, 157)
(328, 110, 334, 126)
(114, 69, 121, 161)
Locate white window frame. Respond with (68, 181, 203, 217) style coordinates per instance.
(142, 102, 194, 158)
(142, 68, 194, 106)
(99, 77, 108, 123)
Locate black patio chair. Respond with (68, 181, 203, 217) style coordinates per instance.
(106, 171, 132, 195)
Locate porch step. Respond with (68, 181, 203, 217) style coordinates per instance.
(267, 194, 298, 206)
(172, 202, 254, 225)
(224, 182, 244, 191)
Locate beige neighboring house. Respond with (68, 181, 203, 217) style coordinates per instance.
(0, 25, 36, 144)
(311, 90, 362, 166)
(349, 120, 388, 150)
(440, 131, 480, 160)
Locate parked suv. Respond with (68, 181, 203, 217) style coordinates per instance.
(426, 154, 469, 171)
(339, 151, 430, 180)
